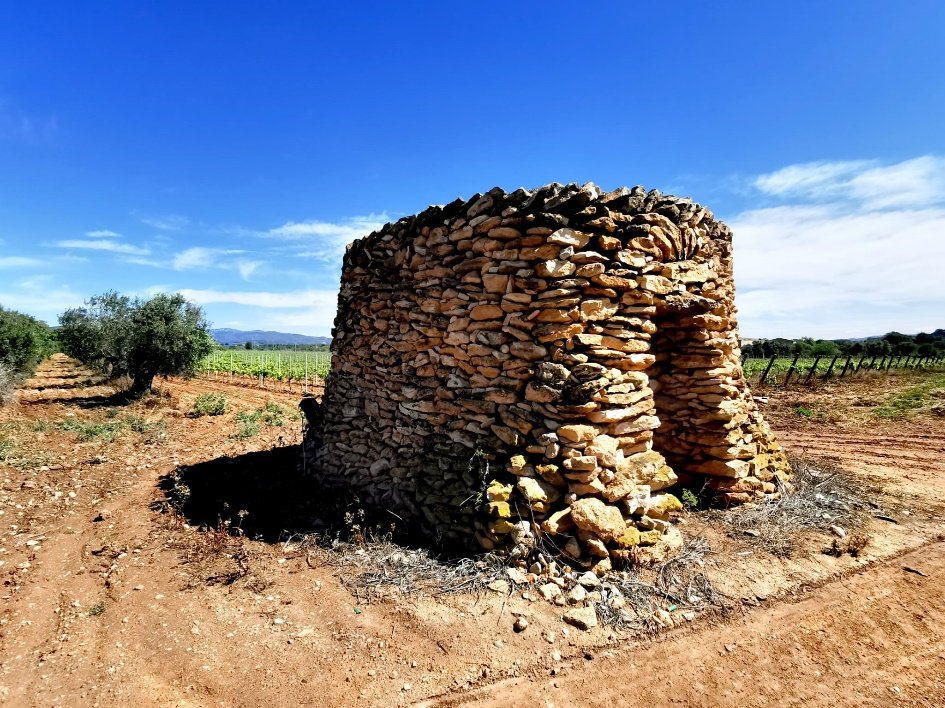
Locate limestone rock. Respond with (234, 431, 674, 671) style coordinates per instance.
(570, 498, 626, 542)
(563, 607, 598, 631)
(517, 477, 561, 505)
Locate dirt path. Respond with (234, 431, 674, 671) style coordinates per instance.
(2, 358, 944, 707)
(426, 540, 945, 707)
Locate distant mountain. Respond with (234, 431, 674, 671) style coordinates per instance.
(210, 328, 331, 346)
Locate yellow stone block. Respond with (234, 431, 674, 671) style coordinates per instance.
(616, 527, 641, 548)
(486, 480, 513, 502)
(487, 501, 511, 518)
(489, 519, 516, 535)
(638, 530, 662, 546)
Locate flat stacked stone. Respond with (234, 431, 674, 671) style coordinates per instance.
(304, 183, 789, 569)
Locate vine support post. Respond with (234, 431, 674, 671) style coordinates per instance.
(783, 352, 801, 386)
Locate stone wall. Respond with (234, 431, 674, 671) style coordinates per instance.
(304, 182, 789, 570)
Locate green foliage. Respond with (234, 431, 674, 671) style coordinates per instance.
(233, 403, 287, 437)
(0, 436, 12, 461)
(198, 349, 332, 381)
(57, 292, 133, 377)
(57, 417, 124, 442)
(0, 306, 55, 390)
(234, 410, 261, 438)
(680, 488, 699, 510)
(58, 291, 215, 396)
(88, 601, 106, 617)
(124, 415, 154, 433)
(191, 393, 228, 417)
(56, 413, 164, 442)
(261, 402, 286, 426)
(874, 374, 945, 419)
(742, 330, 945, 361)
(793, 406, 815, 418)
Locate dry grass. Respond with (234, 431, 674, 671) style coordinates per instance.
(716, 458, 875, 558)
(302, 535, 509, 599)
(592, 538, 729, 632)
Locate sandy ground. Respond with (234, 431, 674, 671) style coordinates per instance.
(1, 356, 943, 707)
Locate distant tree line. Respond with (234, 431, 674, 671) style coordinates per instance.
(232, 342, 331, 352)
(742, 329, 945, 360)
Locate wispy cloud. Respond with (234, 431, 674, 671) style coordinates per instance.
(0, 256, 43, 269)
(236, 260, 262, 280)
(172, 247, 241, 271)
(177, 288, 337, 309)
(0, 277, 82, 324)
(753, 156, 945, 209)
(264, 213, 389, 263)
(55, 239, 150, 256)
(134, 212, 190, 231)
(0, 97, 58, 144)
(733, 156, 945, 338)
(85, 229, 121, 238)
(176, 287, 340, 334)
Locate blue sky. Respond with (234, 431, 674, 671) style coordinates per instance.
(1, 1, 943, 338)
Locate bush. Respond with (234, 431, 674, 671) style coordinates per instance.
(234, 410, 261, 438)
(0, 306, 55, 399)
(261, 402, 286, 426)
(0, 362, 11, 404)
(59, 292, 215, 397)
(192, 393, 227, 417)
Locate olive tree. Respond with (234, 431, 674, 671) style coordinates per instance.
(59, 292, 215, 397)
(57, 292, 134, 377)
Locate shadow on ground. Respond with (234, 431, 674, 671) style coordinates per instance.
(155, 445, 368, 544)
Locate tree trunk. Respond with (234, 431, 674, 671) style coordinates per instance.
(128, 371, 155, 398)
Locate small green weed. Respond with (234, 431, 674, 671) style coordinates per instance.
(680, 487, 700, 510)
(10, 451, 54, 470)
(58, 418, 123, 442)
(124, 415, 159, 434)
(88, 601, 106, 616)
(793, 406, 815, 418)
(191, 393, 227, 418)
(0, 437, 12, 461)
(30, 420, 50, 432)
(232, 403, 286, 438)
(234, 410, 262, 438)
(261, 402, 286, 427)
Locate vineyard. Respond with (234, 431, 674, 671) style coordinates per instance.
(194, 348, 945, 392)
(197, 349, 332, 391)
(743, 352, 944, 385)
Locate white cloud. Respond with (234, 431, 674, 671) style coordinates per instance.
(753, 156, 945, 209)
(176, 287, 340, 336)
(0, 283, 83, 324)
(124, 256, 164, 268)
(56, 239, 150, 256)
(265, 213, 389, 262)
(134, 212, 190, 231)
(0, 256, 42, 269)
(236, 260, 262, 280)
(173, 247, 223, 271)
(178, 288, 337, 309)
(733, 156, 945, 338)
(85, 229, 121, 238)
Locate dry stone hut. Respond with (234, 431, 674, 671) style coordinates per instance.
(304, 182, 789, 568)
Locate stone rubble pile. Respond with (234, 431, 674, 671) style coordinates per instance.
(305, 182, 789, 572)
